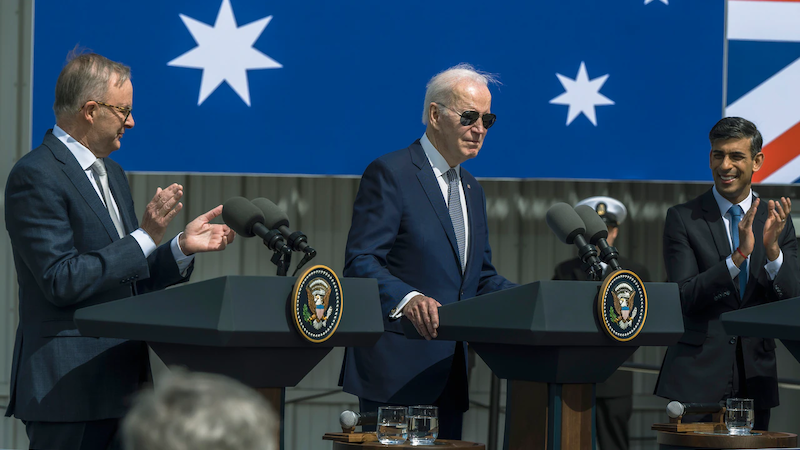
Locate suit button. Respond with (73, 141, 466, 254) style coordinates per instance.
(460, 291, 464, 297)
(730, 337, 737, 344)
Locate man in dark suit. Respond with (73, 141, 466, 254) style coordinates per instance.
(655, 117, 799, 431)
(553, 196, 650, 450)
(4, 52, 235, 449)
(340, 64, 516, 439)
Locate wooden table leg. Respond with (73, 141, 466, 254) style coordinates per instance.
(257, 387, 285, 450)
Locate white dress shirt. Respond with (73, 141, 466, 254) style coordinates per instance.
(711, 186, 782, 281)
(390, 133, 470, 318)
(53, 125, 194, 274)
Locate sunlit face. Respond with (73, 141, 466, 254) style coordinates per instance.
(709, 137, 763, 204)
(429, 80, 492, 167)
(85, 74, 135, 158)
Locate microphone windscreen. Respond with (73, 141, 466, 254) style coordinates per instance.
(339, 410, 359, 428)
(666, 401, 685, 419)
(251, 198, 290, 230)
(575, 205, 609, 245)
(222, 197, 264, 237)
(546, 203, 586, 244)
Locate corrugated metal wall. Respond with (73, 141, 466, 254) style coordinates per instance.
(3, 2, 800, 449)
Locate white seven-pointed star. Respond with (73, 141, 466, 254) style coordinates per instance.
(644, 0, 669, 4)
(549, 62, 614, 126)
(168, 0, 282, 106)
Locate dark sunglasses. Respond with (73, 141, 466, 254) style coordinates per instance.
(438, 103, 496, 129)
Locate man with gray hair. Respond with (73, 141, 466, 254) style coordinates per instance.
(122, 370, 278, 450)
(341, 63, 516, 439)
(4, 51, 235, 449)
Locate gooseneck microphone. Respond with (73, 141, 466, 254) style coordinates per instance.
(546, 203, 604, 281)
(339, 410, 378, 431)
(222, 197, 290, 255)
(666, 401, 724, 419)
(574, 204, 622, 272)
(251, 198, 317, 275)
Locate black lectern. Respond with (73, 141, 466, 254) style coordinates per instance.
(403, 280, 684, 450)
(74, 275, 383, 450)
(721, 296, 800, 363)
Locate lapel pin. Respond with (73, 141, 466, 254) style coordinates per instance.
(467, 184, 471, 189)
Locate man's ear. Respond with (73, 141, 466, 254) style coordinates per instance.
(429, 103, 441, 130)
(752, 151, 764, 173)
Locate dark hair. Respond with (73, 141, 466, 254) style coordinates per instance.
(708, 117, 762, 158)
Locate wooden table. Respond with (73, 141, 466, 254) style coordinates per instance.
(331, 440, 484, 449)
(656, 430, 797, 449)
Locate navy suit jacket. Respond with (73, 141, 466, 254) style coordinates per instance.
(4, 131, 192, 422)
(340, 140, 515, 405)
(655, 189, 800, 409)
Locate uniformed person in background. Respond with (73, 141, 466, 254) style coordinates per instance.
(553, 196, 651, 450)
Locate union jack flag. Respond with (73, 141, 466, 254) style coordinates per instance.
(726, 0, 800, 184)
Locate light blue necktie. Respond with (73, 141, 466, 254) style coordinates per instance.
(729, 205, 748, 298)
(446, 168, 466, 272)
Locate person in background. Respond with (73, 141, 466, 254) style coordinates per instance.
(553, 196, 650, 450)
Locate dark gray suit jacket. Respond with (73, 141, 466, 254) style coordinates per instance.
(655, 189, 800, 409)
(4, 131, 192, 422)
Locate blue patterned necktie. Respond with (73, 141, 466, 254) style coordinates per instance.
(446, 168, 466, 272)
(729, 205, 748, 298)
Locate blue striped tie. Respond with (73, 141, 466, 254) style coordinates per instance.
(446, 168, 466, 272)
(729, 205, 748, 298)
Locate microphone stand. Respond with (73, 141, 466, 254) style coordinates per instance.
(262, 229, 291, 276)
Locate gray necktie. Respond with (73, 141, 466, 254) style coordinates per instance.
(446, 168, 466, 272)
(90, 159, 125, 238)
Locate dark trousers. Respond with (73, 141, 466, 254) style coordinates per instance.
(596, 395, 632, 450)
(24, 419, 120, 450)
(359, 342, 468, 440)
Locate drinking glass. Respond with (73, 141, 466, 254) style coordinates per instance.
(408, 405, 439, 445)
(377, 406, 408, 444)
(726, 398, 754, 435)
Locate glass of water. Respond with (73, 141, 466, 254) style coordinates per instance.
(726, 398, 754, 435)
(377, 406, 408, 445)
(408, 405, 439, 445)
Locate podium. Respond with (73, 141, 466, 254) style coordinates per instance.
(721, 296, 800, 363)
(403, 280, 684, 450)
(74, 275, 383, 450)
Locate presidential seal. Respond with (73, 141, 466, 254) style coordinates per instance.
(598, 269, 647, 342)
(291, 265, 343, 343)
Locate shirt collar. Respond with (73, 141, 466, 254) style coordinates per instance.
(53, 124, 99, 171)
(712, 185, 753, 217)
(420, 132, 460, 180)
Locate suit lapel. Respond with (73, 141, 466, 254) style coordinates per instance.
(105, 161, 134, 233)
(744, 196, 768, 304)
(410, 142, 462, 272)
(462, 171, 479, 277)
(45, 133, 121, 242)
(701, 190, 732, 259)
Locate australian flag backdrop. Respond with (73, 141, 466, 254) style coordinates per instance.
(32, 0, 768, 182)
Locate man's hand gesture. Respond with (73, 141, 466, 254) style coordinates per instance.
(140, 184, 184, 246)
(764, 197, 791, 261)
(404, 295, 442, 340)
(179, 205, 236, 255)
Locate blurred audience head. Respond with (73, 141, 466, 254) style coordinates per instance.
(123, 368, 278, 450)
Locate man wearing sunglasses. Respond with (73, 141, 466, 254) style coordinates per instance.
(341, 63, 515, 440)
(4, 52, 235, 449)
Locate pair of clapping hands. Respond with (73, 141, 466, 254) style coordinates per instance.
(139, 183, 235, 254)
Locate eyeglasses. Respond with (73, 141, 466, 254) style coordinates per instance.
(82, 100, 132, 122)
(437, 103, 496, 129)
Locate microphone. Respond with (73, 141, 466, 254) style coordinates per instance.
(339, 410, 378, 431)
(251, 198, 317, 258)
(666, 401, 724, 419)
(221, 197, 290, 255)
(546, 203, 603, 280)
(574, 204, 622, 272)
